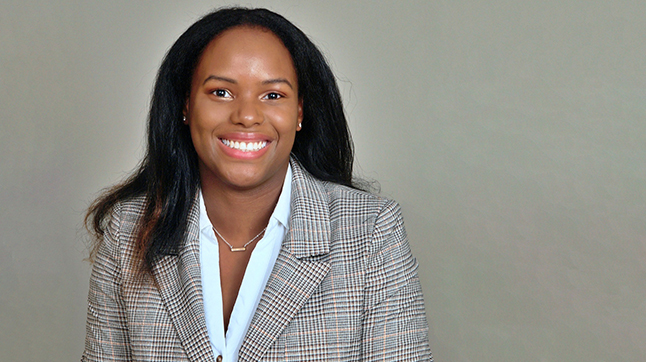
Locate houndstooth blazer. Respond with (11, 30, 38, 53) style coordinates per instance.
(82, 159, 432, 361)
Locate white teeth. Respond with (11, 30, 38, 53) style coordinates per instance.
(221, 139, 268, 152)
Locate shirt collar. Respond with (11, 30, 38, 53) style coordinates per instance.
(199, 163, 293, 231)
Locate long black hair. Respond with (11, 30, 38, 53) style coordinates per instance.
(87, 7, 357, 272)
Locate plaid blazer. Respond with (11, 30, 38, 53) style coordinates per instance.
(83, 159, 432, 361)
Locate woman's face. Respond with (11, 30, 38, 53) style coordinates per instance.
(186, 26, 302, 192)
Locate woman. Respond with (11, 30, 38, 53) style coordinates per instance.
(83, 7, 432, 361)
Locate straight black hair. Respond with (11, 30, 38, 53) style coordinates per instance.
(86, 7, 358, 272)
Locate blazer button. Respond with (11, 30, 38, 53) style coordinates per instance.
(216, 355, 223, 362)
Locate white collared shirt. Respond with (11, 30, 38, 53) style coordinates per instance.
(199, 165, 292, 362)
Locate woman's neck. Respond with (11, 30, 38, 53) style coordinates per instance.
(199, 170, 287, 246)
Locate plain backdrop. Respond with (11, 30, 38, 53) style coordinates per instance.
(1, 1, 645, 361)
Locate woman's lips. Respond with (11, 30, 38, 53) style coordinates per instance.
(217, 135, 272, 159)
(220, 138, 268, 152)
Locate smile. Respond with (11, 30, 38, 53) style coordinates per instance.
(221, 138, 268, 152)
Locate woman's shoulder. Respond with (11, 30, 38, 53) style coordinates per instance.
(111, 194, 147, 218)
(321, 181, 403, 223)
(104, 194, 148, 237)
(323, 180, 386, 204)
(292, 159, 400, 218)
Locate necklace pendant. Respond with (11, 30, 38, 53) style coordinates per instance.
(212, 225, 266, 253)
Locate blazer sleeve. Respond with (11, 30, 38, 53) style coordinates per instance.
(361, 200, 433, 361)
(82, 204, 133, 362)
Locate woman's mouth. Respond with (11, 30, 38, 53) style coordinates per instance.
(220, 138, 268, 152)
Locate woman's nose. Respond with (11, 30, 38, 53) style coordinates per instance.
(233, 97, 263, 127)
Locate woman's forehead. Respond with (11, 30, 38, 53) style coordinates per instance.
(194, 26, 297, 84)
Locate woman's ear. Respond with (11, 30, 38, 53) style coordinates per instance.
(183, 102, 189, 124)
(297, 98, 303, 131)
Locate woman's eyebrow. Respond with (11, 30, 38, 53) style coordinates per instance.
(203, 75, 293, 89)
(262, 78, 293, 89)
(203, 75, 236, 85)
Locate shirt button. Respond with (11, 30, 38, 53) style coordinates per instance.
(216, 356, 223, 362)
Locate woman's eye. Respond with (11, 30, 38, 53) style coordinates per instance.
(213, 89, 232, 98)
(263, 92, 282, 100)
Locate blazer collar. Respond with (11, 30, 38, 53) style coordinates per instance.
(280, 158, 331, 258)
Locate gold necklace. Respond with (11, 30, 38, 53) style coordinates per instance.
(212, 225, 267, 252)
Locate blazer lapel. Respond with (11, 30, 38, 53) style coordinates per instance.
(153, 198, 215, 362)
(238, 159, 332, 361)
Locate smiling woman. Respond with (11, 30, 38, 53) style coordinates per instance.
(82, 7, 431, 362)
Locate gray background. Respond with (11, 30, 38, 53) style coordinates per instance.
(1, 0, 644, 361)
